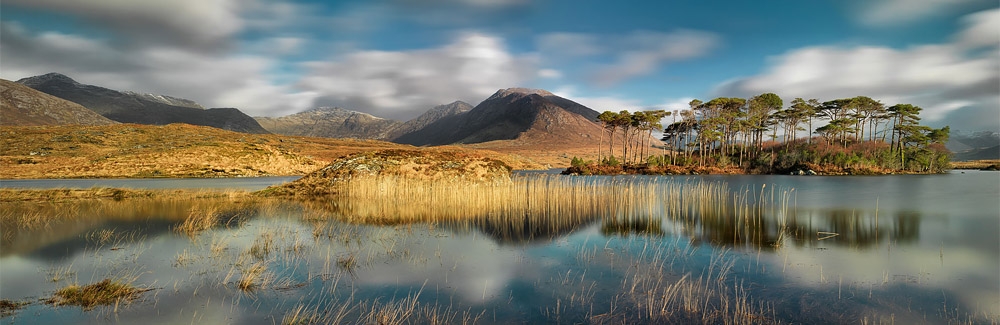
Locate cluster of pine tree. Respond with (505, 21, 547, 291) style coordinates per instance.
(570, 93, 950, 175)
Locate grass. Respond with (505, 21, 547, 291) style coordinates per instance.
(951, 159, 1000, 170)
(0, 188, 250, 203)
(0, 123, 542, 179)
(0, 299, 28, 317)
(234, 262, 271, 292)
(46, 278, 150, 311)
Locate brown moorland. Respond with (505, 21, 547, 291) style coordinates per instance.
(0, 123, 542, 179)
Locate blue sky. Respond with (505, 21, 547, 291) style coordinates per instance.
(1, 0, 997, 131)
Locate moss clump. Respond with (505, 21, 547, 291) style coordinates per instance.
(47, 279, 148, 310)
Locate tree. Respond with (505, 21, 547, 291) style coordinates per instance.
(748, 93, 782, 154)
(887, 104, 922, 151)
(787, 98, 816, 143)
(819, 99, 858, 146)
(597, 111, 620, 162)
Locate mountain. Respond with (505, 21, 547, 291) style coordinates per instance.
(1, 79, 116, 126)
(948, 131, 1000, 161)
(255, 106, 402, 140)
(16, 73, 267, 134)
(393, 88, 604, 147)
(121, 90, 204, 109)
(388, 101, 473, 139)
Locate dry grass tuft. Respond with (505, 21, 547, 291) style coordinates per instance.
(46, 279, 150, 311)
(0, 299, 28, 317)
(175, 206, 221, 237)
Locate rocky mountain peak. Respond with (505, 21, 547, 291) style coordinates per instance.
(121, 91, 204, 109)
(487, 88, 554, 101)
(16, 72, 79, 87)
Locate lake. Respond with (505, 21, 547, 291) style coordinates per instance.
(1, 171, 997, 324)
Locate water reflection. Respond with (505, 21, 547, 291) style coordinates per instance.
(0, 173, 996, 323)
(0, 199, 272, 260)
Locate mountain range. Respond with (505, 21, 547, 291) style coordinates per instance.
(15, 73, 267, 134)
(253, 87, 604, 150)
(4, 73, 608, 155)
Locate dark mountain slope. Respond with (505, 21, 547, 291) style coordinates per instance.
(394, 88, 603, 147)
(1, 79, 116, 126)
(16, 73, 267, 133)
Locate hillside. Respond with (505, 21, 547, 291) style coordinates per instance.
(394, 88, 604, 147)
(16, 73, 268, 134)
(949, 131, 1000, 161)
(0, 79, 116, 126)
(255, 106, 401, 140)
(0, 124, 542, 179)
(388, 101, 473, 139)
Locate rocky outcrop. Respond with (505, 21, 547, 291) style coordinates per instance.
(263, 149, 513, 196)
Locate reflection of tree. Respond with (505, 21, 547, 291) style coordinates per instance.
(894, 211, 920, 243)
(600, 216, 665, 237)
(455, 215, 601, 246)
(670, 206, 924, 250)
(822, 209, 884, 248)
(296, 176, 928, 250)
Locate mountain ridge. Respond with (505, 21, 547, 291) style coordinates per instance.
(15, 73, 267, 134)
(255, 106, 402, 140)
(1, 78, 118, 126)
(393, 88, 603, 147)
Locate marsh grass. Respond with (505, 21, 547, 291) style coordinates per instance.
(46, 264, 76, 283)
(47, 278, 150, 311)
(0, 299, 28, 317)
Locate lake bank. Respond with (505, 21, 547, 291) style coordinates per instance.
(561, 161, 958, 176)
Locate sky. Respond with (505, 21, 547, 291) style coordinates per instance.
(1, 0, 997, 132)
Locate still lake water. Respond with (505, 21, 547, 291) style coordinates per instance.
(1, 171, 997, 324)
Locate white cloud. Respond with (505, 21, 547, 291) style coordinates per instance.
(537, 69, 562, 79)
(3, 0, 308, 51)
(536, 30, 720, 87)
(297, 32, 537, 120)
(536, 33, 604, 57)
(856, 0, 993, 27)
(0, 22, 317, 117)
(3, 0, 241, 49)
(954, 8, 1000, 49)
(551, 86, 642, 112)
(251, 37, 306, 56)
(713, 9, 999, 130)
(597, 30, 719, 87)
